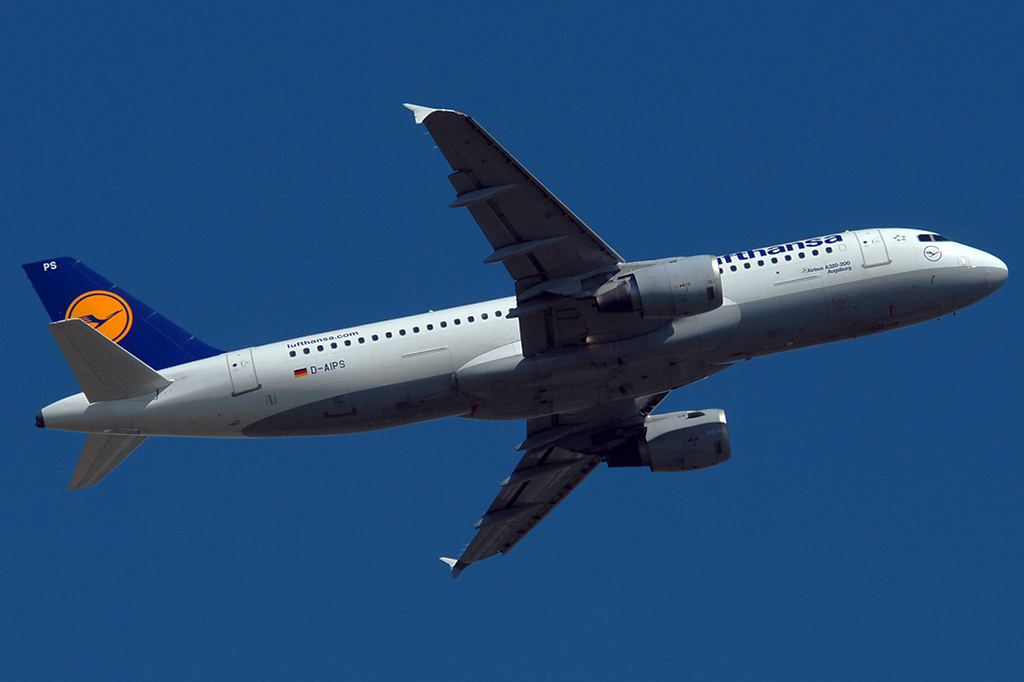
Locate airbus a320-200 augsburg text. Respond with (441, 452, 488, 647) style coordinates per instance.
(25, 105, 1008, 577)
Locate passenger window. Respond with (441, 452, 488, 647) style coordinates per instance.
(345, 340, 352, 346)
(440, 321, 447, 328)
(426, 324, 434, 330)
(785, 255, 792, 261)
(303, 348, 310, 355)
(372, 334, 379, 341)
(730, 265, 737, 271)
(289, 350, 296, 357)
(481, 313, 488, 320)
(385, 332, 392, 339)
(771, 257, 778, 264)
(317, 345, 323, 351)
(812, 249, 819, 256)
(358, 337, 365, 344)
(468, 316, 474, 322)
(826, 247, 833, 253)
(495, 311, 502, 317)
(330, 342, 337, 349)
(454, 318, 461, 325)
(798, 252, 806, 259)
(744, 263, 751, 269)
(757, 260, 764, 266)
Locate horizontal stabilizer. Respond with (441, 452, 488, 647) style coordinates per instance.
(69, 433, 148, 490)
(48, 319, 171, 402)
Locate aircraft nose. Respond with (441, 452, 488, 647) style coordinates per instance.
(986, 254, 1008, 294)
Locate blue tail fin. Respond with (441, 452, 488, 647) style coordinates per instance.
(23, 257, 223, 370)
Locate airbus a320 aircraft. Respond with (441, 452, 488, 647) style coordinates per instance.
(25, 105, 1007, 577)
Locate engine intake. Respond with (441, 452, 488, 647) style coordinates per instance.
(595, 255, 723, 318)
(605, 409, 731, 472)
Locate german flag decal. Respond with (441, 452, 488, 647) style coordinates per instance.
(293, 368, 309, 378)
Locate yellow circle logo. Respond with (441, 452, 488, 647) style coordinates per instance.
(65, 291, 133, 342)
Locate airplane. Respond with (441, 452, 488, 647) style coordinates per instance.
(24, 104, 1008, 577)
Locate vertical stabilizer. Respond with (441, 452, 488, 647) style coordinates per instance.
(23, 257, 222, 370)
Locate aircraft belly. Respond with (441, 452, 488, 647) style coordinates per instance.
(237, 345, 469, 436)
(733, 279, 831, 355)
(239, 381, 472, 436)
(709, 265, 984, 362)
(458, 302, 742, 420)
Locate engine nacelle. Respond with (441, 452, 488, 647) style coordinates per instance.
(595, 255, 723, 319)
(605, 409, 730, 473)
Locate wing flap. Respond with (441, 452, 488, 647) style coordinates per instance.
(440, 395, 678, 577)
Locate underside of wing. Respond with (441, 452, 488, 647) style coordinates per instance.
(406, 104, 623, 281)
(406, 105, 664, 356)
(441, 394, 669, 577)
(443, 446, 601, 578)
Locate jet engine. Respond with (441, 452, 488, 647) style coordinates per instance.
(605, 409, 730, 472)
(595, 256, 723, 319)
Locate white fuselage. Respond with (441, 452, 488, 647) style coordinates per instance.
(41, 229, 1007, 438)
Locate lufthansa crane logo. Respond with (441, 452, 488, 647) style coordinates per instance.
(923, 245, 942, 262)
(65, 291, 133, 342)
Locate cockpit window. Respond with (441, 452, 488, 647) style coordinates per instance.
(918, 234, 933, 242)
(919, 233, 950, 242)
(933, 234, 950, 242)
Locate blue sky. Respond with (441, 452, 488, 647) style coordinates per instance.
(2, 2, 1021, 680)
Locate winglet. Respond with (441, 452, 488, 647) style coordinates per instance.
(403, 103, 438, 125)
(440, 556, 466, 578)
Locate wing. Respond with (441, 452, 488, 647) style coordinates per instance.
(405, 104, 623, 279)
(406, 105, 663, 356)
(440, 393, 669, 577)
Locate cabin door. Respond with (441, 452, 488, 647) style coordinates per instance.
(856, 229, 891, 268)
